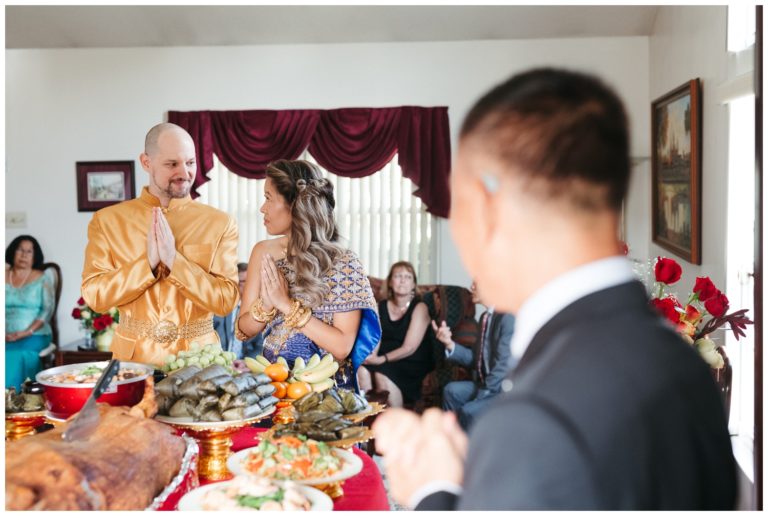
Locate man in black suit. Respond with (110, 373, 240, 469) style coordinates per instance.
(432, 281, 516, 430)
(372, 68, 736, 510)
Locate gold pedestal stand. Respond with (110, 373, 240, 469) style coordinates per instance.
(5, 411, 46, 441)
(157, 407, 275, 482)
(314, 481, 344, 499)
(273, 399, 295, 425)
(183, 425, 240, 481)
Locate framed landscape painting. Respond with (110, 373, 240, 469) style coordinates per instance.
(651, 79, 702, 264)
(76, 161, 135, 212)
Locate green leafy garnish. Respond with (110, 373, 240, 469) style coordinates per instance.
(80, 366, 103, 376)
(236, 489, 284, 509)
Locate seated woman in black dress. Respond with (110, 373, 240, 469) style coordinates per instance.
(357, 261, 433, 408)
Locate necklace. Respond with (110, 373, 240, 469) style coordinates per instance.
(9, 267, 32, 289)
(391, 299, 411, 314)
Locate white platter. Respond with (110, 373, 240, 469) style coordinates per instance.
(177, 480, 333, 511)
(227, 445, 363, 485)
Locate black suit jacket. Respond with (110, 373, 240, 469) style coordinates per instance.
(448, 311, 516, 398)
(418, 281, 736, 510)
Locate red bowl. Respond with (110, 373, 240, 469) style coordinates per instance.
(36, 361, 153, 419)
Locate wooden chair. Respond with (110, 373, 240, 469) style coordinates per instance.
(38, 262, 62, 370)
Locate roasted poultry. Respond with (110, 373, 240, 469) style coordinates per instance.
(5, 377, 186, 510)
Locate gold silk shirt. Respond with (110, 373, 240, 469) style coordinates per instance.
(81, 187, 239, 367)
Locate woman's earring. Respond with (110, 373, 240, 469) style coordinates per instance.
(481, 173, 500, 194)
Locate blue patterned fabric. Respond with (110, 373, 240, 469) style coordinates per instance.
(262, 249, 381, 390)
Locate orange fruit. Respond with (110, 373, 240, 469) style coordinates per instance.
(264, 363, 289, 382)
(287, 381, 312, 400)
(270, 381, 287, 399)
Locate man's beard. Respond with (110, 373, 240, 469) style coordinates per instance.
(163, 178, 191, 199)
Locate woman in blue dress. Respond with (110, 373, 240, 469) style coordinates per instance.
(5, 235, 55, 390)
(237, 160, 381, 391)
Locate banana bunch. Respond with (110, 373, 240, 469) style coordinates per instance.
(244, 353, 339, 392)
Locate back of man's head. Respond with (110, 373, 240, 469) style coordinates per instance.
(461, 68, 630, 213)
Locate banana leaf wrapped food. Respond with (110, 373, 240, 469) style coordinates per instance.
(155, 366, 276, 422)
(222, 374, 259, 396)
(221, 403, 269, 421)
(197, 375, 232, 394)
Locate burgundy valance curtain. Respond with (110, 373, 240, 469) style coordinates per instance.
(167, 107, 451, 218)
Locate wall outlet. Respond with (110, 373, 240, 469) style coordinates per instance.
(6, 211, 27, 228)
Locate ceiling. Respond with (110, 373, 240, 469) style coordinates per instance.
(6, 5, 660, 49)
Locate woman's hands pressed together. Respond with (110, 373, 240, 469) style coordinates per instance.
(260, 253, 290, 314)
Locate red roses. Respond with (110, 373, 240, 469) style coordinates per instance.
(650, 297, 680, 325)
(654, 257, 682, 285)
(650, 256, 753, 354)
(92, 314, 114, 331)
(72, 298, 119, 336)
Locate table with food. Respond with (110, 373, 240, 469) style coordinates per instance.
(5, 345, 389, 511)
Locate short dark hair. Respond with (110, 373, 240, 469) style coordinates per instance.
(5, 235, 45, 270)
(461, 68, 630, 211)
(237, 262, 248, 273)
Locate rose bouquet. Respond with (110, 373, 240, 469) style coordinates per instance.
(72, 297, 119, 336)
(650, 257, 753, 369)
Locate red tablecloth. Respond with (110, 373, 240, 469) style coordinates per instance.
(204, 426, 389, 511)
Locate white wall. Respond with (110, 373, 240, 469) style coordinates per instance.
(650, 7, 757, 507)
(6, 37, 649, 345)
(648, 6, 731, 292)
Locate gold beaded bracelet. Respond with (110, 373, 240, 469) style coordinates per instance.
(250, 298, 277, 323)
(282, 299, 303, 327)
(291, 306, 313, 329)
(234, 317, 251, 342)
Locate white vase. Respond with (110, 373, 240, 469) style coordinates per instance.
(95, 330, 114, 352)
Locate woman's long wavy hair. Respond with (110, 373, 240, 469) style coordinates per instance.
(266, 159, 344, 308)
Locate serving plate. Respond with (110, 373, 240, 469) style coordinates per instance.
(227, 445, 362, 486)
(177, 480, 332, 511)
(155, 405, 276, 431)
(260, 424, 374, 449)
(341, 401, 385, 423)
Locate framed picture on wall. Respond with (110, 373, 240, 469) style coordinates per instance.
(651, 78, 702, 264)
(76, 161, 135, 212)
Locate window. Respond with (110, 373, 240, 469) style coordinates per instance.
(727, 4, 756, 53)
(196, 152, 437, 282)
(725, 93, 755, 480)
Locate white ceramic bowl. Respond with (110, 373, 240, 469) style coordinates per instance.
(177, 480, 333, 511)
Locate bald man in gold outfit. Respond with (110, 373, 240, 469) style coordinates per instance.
(81, 123, 239, 367)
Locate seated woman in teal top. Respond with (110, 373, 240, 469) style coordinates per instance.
(5, 235, 54, 390)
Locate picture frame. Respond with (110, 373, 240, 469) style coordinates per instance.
(76, 161, 135, 212)
(651, 78, 702, 264)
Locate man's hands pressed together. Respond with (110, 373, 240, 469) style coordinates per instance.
(147, 207, 176, 272)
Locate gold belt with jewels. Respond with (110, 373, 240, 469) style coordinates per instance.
(118, 316, 214, 344)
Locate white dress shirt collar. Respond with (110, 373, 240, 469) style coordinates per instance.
(510, 256, 636, 362)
